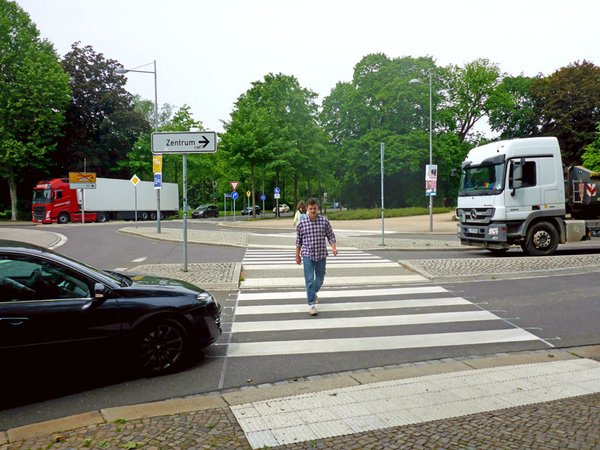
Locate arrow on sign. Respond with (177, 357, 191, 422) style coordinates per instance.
(195, 135, 210, 149)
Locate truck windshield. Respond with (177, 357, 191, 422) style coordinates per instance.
(459, 163, 504, 196)
(32, 189, 51, 204)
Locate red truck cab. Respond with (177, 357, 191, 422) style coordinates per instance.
(32, 178, 96, 224)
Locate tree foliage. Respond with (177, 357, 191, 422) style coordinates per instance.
(220, 73, 328, 211)
(57, 43, 150, 177)
(531, 60, 600, 164)
(487, 75, 540, 139)
(0, 0, 71, 220)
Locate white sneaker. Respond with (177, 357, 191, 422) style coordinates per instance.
(308, 304, 317, 316)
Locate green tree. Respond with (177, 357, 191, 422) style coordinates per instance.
(531, 60, 600, 164)
(220, 73, 327, 213)
(582, 124, 600, 170)
(487, 75, 541, 139)
(57, 43, 149, 176)
(444, 58, 503, 143)
(0, 0, 71, 220)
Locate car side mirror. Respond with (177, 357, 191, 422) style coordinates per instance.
(94, 282, 108, 300)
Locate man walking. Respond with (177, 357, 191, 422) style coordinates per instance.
(295, 197, 338, 315)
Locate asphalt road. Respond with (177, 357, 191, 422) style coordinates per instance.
(1, 221, 599, 431)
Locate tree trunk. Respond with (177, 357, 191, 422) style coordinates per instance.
(8, 174, 18, 221)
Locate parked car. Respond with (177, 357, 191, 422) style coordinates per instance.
(272, 203, 290, 213)
(192, 204, 219, 218)
(242, 205, 262, 216)
(0, 240, 221, 376)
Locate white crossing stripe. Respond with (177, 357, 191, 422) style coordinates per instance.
(227, 328, 540, 357)
(237, 286, 449, 301)
(131, 257, 147, 263)
(241, 275, 427, 288)
(235, 297, 472, 315)
(232, 310, 500, 333)
(246, 262, 399, 270)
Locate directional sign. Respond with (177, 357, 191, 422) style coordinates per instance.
(231, 191, 239, 200)
(151, 131, 217, 154)
(153, 173, 162, 189)
(69, 172, 96, 189)
(260, 194, 266, 201)
(230, 181, 239, 191)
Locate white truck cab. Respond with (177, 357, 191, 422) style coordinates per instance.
(456, 137, 597, 255)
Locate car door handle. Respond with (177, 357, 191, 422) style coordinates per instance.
(0, 317, 29, 326)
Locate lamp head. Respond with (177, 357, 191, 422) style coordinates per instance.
(115, 67, 128, 74)
(409, 78, 422, 85)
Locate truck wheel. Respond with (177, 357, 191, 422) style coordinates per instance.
(150, 212, 157, 220)
(141, 212, 149, 221)
(96, 212, 109, 223)
(57, 213, 70, 224)
(522, 222, 559, 256)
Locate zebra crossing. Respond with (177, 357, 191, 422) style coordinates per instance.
(226, 249, 549, 358)
(241, 248, 427, 287)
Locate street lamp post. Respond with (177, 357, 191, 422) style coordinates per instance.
(116, 60, 161, 233)
(409, 72, 433, 232)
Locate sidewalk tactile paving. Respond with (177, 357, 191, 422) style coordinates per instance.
(231, 358, 600, 449)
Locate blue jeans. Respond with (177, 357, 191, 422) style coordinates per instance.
(302, 256, 326, 305)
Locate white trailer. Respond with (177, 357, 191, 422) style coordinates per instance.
(83, 178, 179, 221)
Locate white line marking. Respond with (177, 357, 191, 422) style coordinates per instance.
(227, 328, 541, 357)
(232, 310, 499, 333)
(244, 262, 399, 270)
(238, 286, 448, 301)
(131, 257, 147, 263)
(234, 297, 472, 315)
(240, 275, 427, 288)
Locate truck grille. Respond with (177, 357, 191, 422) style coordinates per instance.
(33, 206, 46, 221)
(456, 208, 494, 224)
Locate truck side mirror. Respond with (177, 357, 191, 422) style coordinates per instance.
(511, 160, 524, 196)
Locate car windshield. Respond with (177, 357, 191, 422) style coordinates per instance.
(459, 162, 505, 196)
(32, 189, 51, 205)
(47, 250, 131, 287)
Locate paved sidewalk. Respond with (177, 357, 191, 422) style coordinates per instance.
(2, 346, 599, 449)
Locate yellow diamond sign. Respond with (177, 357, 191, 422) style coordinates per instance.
(130, 174, 141, 186)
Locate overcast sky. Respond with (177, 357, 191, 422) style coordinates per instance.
(16, 0, 599, 135)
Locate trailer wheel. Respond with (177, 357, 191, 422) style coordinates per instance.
(96, 212, 109, 223)
(522, 221, 559, 256)
(141, 212, 149, 221)
(57, 212, 70, 224)
(150, 212, 157, 220)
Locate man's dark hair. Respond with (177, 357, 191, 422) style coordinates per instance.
(307, 197, 319, 206)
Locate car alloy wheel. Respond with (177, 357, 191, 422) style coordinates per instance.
(137, 319, 188, 375)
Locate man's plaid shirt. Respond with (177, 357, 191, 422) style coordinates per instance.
(295, 215, 336, 261)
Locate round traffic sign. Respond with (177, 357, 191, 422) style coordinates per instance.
(260, 194, 266, 201)
(231, 191, 239, 200)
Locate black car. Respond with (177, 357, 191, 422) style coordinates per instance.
(0, 240, 221, 376)
(241, 205, 262, 216)
(192, 204, 219, 218)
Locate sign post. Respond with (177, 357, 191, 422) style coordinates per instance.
(152, 155, 163, 233)
(69, 172, 96, 224)
(231, 190, 239, 222)
(274, 186, 281, 218)
(130, 174, 140, 225)
(150, 131, 218, 272)
(260, 193, 266, 220)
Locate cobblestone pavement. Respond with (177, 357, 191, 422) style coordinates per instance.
(402, 253, 600, 282)
(130, 262, 242, 290)
(3, 392, 598, 449)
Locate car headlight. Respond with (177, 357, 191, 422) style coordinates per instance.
(196, 292, 217, 307)
(488, 227, 499, 236)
